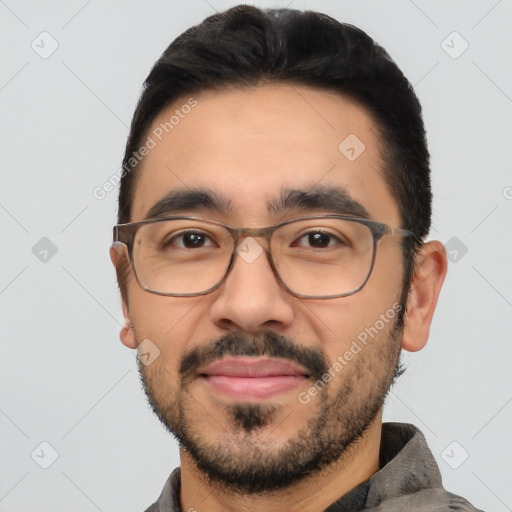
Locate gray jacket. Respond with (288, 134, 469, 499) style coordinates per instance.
(144, 422, 484, 511)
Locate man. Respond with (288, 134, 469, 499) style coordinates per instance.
(110, 5, 483, 511)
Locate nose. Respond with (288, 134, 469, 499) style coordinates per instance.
(210, 237, 295, 333)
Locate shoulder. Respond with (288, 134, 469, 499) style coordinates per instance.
(141, 468, 181, 512)
(445, 491, 486, 512)
(366, 488, 486, 511)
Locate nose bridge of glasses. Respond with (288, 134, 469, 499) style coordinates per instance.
(225, 226, 283, 294)
(230, 226, 274, 248)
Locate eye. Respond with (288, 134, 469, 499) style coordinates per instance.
(294, 230, 345, 249)
(164, 230, 216, 249)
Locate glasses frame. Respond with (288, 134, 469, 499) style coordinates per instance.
(113, 215, 418, 299)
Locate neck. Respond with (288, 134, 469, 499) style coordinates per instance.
(180, 413, 382, 512)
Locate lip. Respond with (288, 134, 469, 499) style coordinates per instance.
(198, 357, 309, 400)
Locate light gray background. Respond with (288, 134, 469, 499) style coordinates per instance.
(1, 1, 511, 511)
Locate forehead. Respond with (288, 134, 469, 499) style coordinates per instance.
(131, 83, 399, 225)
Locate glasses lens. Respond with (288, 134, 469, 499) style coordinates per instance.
(271, 218, 374, 297)
(132, 219, 233, 295)
(130, 217, 375, 298)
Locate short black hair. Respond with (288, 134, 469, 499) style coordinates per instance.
(117, 4, 431, 297)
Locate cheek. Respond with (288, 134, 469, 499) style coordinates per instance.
(139, 354, 181, 416)
(129, 292, 206, 371)
(131, 291, 201, 335)
(298, 251, 404, 364)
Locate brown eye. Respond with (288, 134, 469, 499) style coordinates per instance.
(294, 230, 345, 249)
(164, 231, 215, 249)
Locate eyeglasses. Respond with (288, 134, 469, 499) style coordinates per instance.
(113, 215, 417, 299)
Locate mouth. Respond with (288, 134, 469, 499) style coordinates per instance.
(198, 356, 310, 401)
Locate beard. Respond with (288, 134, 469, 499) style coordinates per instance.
(137, 307, 405, 495)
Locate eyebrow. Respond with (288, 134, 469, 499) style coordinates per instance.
(268, 186, 370, 220)
(144, 185, 370, 221)
(144, 189, 234, 220)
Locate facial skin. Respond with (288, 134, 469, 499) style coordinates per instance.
(111, 83, 447, 512)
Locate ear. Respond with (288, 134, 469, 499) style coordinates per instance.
(110, 243, 137, 349)
(401, 241, 448, 352)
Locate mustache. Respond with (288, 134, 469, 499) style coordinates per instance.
(179, 331, 329, 383)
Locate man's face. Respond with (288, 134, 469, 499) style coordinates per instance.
(118, 83, 409, 492)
